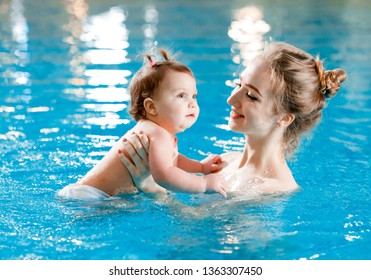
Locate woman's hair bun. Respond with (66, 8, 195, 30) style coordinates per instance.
(316, 58, 346, 99)
(323, 69, 346, 98)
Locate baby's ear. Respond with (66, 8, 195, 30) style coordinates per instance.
(143, 97, 157, 116)
(278, 113, 295, 127)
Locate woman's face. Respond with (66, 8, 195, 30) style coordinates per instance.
(227, 58, 279, 137)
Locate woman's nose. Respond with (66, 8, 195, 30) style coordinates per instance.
(227, 89, 239, 106)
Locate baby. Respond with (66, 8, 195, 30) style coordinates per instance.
(58, 50, 226, 199)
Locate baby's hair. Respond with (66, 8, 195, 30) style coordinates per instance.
(144, 49, 173, 67)
(260, 42, 346, 156)
(129, 49, 194, 121)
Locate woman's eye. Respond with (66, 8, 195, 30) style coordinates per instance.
(246, 93, 258, 101)
(234, 81, 242, 88)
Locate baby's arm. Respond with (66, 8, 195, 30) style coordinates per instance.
(149, 130, 226, 197)
(177, 154, 223, 174)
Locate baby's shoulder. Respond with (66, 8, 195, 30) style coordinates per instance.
(131, 120, 171, 140)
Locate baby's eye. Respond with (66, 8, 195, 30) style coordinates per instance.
(177, 93, 185, 98)
(192, 93, 197, 99)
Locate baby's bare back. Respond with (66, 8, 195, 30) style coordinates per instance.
(76, 134, 136, 196)
(77, 121, 170, 196)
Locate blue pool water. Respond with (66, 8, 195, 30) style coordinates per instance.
(0, 0, 370, 260)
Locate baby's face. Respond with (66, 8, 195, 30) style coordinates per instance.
(152, 70, 199, 134)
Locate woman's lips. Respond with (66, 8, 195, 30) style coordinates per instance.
(230, 109, 244, 119)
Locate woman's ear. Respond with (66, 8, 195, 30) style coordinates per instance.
(143, 97, 157, 116)
(278, 113, 295, 127)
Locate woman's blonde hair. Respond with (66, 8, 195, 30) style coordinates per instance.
(260, 42, 346, 155)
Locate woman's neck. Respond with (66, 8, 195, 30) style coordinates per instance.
(238, 133, 286, 177)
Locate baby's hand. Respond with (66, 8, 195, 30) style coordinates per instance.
(201, 154, 223, 174)
(205, 173, 227, 198)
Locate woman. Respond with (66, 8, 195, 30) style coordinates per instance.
(118, 42, 346, 196)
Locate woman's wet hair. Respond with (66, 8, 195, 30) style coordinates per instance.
(129, 49, 194, 121)
(260, 42, 346, 156)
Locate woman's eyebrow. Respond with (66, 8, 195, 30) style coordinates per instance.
(239, 75, 263, 97)
(245, 83, 263, 97)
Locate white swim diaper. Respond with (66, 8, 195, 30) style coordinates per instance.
(57, 185, 110, 200)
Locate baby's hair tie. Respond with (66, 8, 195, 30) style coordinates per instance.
(145, 54, 156, 67)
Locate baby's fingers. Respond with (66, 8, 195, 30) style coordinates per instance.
(212, 154, 223, 164)
(219, 187, 227, 198)
(210, 163, 223, 172)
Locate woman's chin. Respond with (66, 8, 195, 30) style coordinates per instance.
(228, 121, 244, 133)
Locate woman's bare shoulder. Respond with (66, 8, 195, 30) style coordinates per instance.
(220, 152, 241, 162)
(258, 178, 299, 195)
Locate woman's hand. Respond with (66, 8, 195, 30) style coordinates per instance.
(201, 154, 223, 174)
(118, 131, 151, 188)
